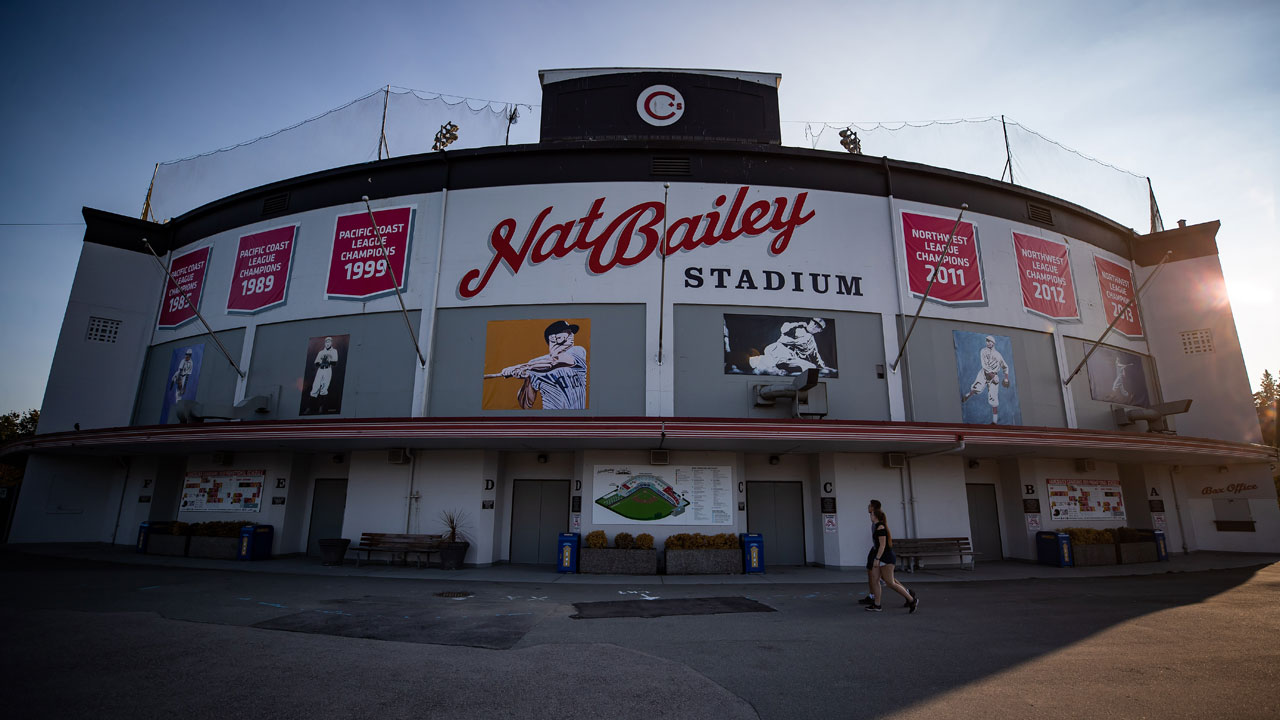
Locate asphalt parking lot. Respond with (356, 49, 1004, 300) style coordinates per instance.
(1, 548, 1277, 719)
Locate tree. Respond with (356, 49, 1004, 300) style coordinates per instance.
(1254, 370, 1277, 447)
(1, 408, 40, 491)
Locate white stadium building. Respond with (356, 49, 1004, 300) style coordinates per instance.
(5, 68, 1277, 567)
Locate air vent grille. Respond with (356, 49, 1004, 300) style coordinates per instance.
(262, 193, 290, 216)
(1027, 202, 1054, 226)
(86, 316, 122, 343)
(1180, 328, 1214, 354)
(651, 156, 692, 176)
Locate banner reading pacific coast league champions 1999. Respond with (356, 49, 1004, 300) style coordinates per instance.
(157, 246, 211, 329)
(1012, 231, 1078, 320)
(901, 211, 985, 305)
(326, 206, 414, 300)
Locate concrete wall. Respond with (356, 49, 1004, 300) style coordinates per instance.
(9, 454, 129, 543)
(1174, 465, 1280, 552)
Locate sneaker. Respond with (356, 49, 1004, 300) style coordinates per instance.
(859, 596, 877, 606)
(864, 604, 882, 612)
(902, 588, 917, 608)
(909, 594, 920, 614)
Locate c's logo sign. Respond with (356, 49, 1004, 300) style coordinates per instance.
(637, 85, 684, 126)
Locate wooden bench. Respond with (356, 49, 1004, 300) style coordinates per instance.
(350, 533, 444, 567)
(892, 537, 979, 572)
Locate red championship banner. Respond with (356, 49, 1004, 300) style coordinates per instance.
(1094, 256, 1143, 338)
(901, 211, 984, 304)
(1012, 232, 1078, 320)
(157, 246, 211, 329)
(326, 206, 414, 300)
(227, 225, 297, 314)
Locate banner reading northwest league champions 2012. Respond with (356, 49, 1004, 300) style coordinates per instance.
(1012, 232, 1078, 320)
(901, 211, 985, 305)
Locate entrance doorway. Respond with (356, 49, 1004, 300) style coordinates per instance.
(510, 479, 570, 564)
(746, 481, 806, 565)
(965, 483, 1003, 560)
(149, 457, 185, 521)
(307, 479, 348, 557)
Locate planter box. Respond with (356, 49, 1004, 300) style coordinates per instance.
(1071, 544, 1117, 567)
(665, 548, 741, 575)
(1117, 542, 1158, 564)
(147, 534, 190, 557)
(188, 536, 239, 560)
(579, 548, 659, 575)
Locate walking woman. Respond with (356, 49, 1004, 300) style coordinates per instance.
(865, 505, 919, 613)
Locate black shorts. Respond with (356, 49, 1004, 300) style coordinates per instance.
(866, 548, 897, 569)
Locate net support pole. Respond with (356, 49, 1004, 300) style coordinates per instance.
(1062, 250, 1172, 387)
(378, 85, 390, 159)
(142, 239, 245, 378)
(889, 204, 968, 373)
(1001, 115, 1015, 185)
(362, 196, 426, 367)
(140, 163, 159, 222)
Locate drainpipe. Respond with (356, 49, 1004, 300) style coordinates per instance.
(904, 437, 966, 537)
(1168, 467, 1189, 555)
(404, 449, 419, 533)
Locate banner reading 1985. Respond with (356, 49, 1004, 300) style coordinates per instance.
(157, 246, 211, 329)
(1013, 232, 1078, 320)
(326, 206, 414, 300)
(901, 211, 984, 305)
(1094, 255, 1143, 338)
(227, 225, 297, 314)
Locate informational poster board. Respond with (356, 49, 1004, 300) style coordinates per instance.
(1093, 256, 1143, 338)
(180, 470, 264, 512)
(592, 464, 732, 525)
(326, 206, 414, 300)
(723, 313, 838, 377)
(1047, 478, 1126, 521)
(1086, 345, 1151, 407)
(227, 225, 297, 314)
(157, 246, 211, 329)
(954, 330, 1021, 425)
(158, 343, 204, 424)
(483, 319, 590, 410)
(901, 211, 985, 305)
(1012, 232, 1078, 320)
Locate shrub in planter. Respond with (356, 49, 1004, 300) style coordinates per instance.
(1059, 527, 1116, 567)
(636, 533, 654, 550)
(579, 530, 658, 574)
(1114, 527, 1158, 564)
(585, 530, 608, 549)
(438, 509, 471, 570)
(146, 522, 190, 556)
(614, 532, 635, 549)
(664, 532, 742, 574)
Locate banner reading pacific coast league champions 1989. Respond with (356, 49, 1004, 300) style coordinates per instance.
(901, 211, 985, 305)
(157, 246, 211, 329)
(326, 206, 414, 300)
(1012, 231, 1078, 320)
(226, 225, 297, 314)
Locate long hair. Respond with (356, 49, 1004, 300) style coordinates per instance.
(872, 509, 893, 546)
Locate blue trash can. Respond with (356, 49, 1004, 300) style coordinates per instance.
(739, 533, 765, 574)
(557, 533, 580, 573)
(136, 521, 154, 553)
(1152, 529, 1169, 561)
(237, 524, 274, 560)
(1036, 531, 1073, 567)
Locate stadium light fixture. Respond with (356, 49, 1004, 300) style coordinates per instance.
(839, 127, 861, 154)
(433, 122, 460, 151)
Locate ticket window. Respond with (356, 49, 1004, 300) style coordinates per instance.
(1212, 498, 1255, 533)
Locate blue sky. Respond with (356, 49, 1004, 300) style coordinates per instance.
(1, 0, 1276, 413)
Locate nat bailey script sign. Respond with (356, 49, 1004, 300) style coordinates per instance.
(458, 186, 816, 299)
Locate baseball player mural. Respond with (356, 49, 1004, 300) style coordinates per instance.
(724, 314, 839, 377)
(1085, 345, 1151, 407)
(955, 330, 1021, 425)
(299, 334, 350, 415)
(158, 344, 204, 423)
(483, 319, 590, 410)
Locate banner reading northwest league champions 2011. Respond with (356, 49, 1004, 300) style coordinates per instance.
(901, 211, 985, 305)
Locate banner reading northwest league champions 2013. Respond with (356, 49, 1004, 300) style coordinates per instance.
(1094, 256, 1143, 338)
(1012, 232, 1078, 320)
(157, 246, 211, 329)
(226, 225, 297, 314)
(901, 211, 985, 305)
(326, 207, 414, 300)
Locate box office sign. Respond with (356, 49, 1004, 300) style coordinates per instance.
(1013, 232, 1078, 320)
(1094, 256, 1143, 338)
(901, 211, 985, 305)
(326, 206, 414, 300)
(157, 246, 211, 329)
(227, 225, 297, 314)
(180, 470, 264, 512)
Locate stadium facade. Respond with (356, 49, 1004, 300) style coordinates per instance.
(6, 68, 1277, 567)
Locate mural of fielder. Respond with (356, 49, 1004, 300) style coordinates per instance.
(485, 320, 587, 409)
(310, 336, 340, 400)
(960, 334, 1011, 423)
(748, 318, 836, 376)
(170, 349, 195, 403)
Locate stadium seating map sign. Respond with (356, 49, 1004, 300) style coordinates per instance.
(592, 464, 733, 525)
(1047, 478, 1126, 521)
(179, 470, 265, 512)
